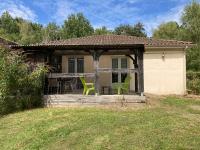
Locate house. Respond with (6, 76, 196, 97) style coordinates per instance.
(11, 35, 194, 96)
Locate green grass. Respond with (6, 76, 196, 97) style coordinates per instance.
(0, 97, 200, 150)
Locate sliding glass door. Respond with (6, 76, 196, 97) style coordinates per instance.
(112, 57, 128, 83)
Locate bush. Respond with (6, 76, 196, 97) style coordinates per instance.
(0, 47, 47, 115)
(187, 71, 200, 94)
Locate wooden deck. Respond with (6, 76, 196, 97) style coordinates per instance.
(44, 94, 146, 107)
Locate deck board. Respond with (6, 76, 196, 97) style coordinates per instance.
(44, 94, 146, 106)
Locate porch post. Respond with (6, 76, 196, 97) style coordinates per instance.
(137, 48, 144, 96)
(90, 50, 103, 95)
(126, 52, 138, 93)
(134, 53, 138, 93)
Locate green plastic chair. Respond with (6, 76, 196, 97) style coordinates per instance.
(80, 77, 95, 95)
(121, 76, 131, 93)
(112, 76, 131, 95)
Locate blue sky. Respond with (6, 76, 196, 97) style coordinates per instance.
(0, 0, 197, 36)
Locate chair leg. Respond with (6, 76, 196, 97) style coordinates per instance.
(83, 88, 86, 95)
(118, 88, 121, 95)
(86, 89, 90, 96)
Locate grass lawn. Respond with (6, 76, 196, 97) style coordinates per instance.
(0, 96, 200, 150)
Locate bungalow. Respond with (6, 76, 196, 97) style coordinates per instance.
(10, 35, 194, 97)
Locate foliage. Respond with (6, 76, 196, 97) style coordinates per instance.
(0, 47, 47, 115)
(62, 13, 94, 39)
(114, 22, 147, 37)
(94, 26, 112, 35)
(43, 22, 61, 42)
(0, 11, 149, 44)
(153, 21, 180, 40)
(1, 96, 200, 149)
(19, 21, 43, 45)
(152, 1, 200, 72)
(187, 71, 200, 94)
(186, 45, 200, 71)
(0, 11, 20, 42)
(182, 0, 200, 43)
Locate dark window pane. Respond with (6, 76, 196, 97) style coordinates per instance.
(121, 73, 127, 82)
(51, 56, 62, 73)
(121, 58, 127, 68)
(77, 58, 84, 73)
(112, 73, 118, 83)
(112, 58, 118, 69)
(68, 58, 75, 73)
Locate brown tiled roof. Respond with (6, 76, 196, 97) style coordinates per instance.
(11, 35, 194, 49)
(0, 37, 18, 46)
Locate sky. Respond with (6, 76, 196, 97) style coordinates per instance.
(0, 0, 197, 36)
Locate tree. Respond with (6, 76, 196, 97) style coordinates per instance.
(43, 22, 61, 42)
(94, 26, 112, 35)
(0, 11, 20, 41)
(114, 22, 146, 37)
(181, 1, 200, 71)
(153, 21, 180, 39)
(182, 1, 200, 43)
(115, 24, 134, 35)
(187, 45, 200, 71)
(19, 21, 43, 45)
(133, 22, 147, 37)
(62, 13, 94, 39)
(0, 47, 47, 115)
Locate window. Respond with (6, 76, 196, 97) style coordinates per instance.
(112, 57, 128, 83)
(68, 58, 75, 73)
(68, 57, 84, 73)
(77, 58, 84, 73)
(112, 58, 119, 83)
(51, 56, 62, 73)
(121, 58, 127, 82)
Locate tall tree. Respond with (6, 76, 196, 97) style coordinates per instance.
(182, 1, 200, 71)
(187, 45, 200, 71)
(114, 22, 146, 37)
(0, 11, 20, 41)
(153, 21, 180, 39)
(94, 26, 112, 35)
(43, 22, 61, 42)
(133, 22, 147, 37)
(19, 21, 43, 45)
(182, 0, 200, 43)
(62, 13, 94, 39)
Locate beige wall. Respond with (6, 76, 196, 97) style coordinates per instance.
(143, 48, 186, 95)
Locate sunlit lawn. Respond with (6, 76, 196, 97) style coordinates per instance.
(0, 96, 200, 150)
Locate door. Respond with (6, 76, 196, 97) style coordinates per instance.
(68, 57, 84, 89)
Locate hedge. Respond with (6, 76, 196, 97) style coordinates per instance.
(187, 71, 200, 94)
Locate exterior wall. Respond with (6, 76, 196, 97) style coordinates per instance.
(143, 48, 186, 95)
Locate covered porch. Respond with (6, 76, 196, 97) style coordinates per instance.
(11, 35, 146, 104)
(45, 44, 144, 96)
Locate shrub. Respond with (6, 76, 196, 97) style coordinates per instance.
(187, 71, 200, 94)
(0, 47, 47, 115)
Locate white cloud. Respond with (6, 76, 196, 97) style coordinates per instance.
(143, 5, 185, 36)
(0, 0, 37, 21)
(53, 0, 75, 24)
